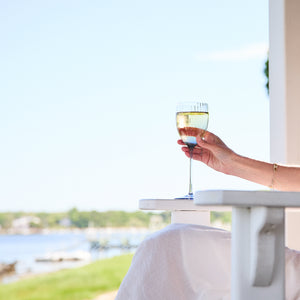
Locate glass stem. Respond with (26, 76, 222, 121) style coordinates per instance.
(188, 146, 194, 196)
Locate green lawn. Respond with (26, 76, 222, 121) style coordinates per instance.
(0, 254, 133, 300)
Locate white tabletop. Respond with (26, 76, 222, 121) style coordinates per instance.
(194, 190, 300, 207)
(139, 198, 231, 211)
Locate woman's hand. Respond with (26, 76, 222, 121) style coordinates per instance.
(178, 131, 236, 174)
(179, 130, 300, 191)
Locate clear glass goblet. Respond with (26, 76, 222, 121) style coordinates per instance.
(176, 102, 209, 199)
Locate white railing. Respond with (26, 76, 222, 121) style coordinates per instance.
(140, 190, 300, 300)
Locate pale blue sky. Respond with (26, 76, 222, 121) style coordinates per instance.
(0, 0, 269, 212)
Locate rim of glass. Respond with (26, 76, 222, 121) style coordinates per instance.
(176, 102, 208, 112)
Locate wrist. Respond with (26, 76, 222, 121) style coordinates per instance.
(222, 151, 240, 175)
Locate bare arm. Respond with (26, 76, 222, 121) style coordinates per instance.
(229, 154, 300, 191)
(178, 131, 300, 191)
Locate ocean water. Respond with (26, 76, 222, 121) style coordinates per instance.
(0, 228, 150, 283)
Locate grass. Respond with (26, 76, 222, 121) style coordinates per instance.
(0, 254, 133, 300)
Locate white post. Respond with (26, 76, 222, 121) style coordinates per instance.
(231, 207, 285, 300)
(269, 0, 300, 250)
(171, 210, 210, 226)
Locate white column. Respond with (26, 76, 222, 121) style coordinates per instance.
(269, 0, 300, 250)
(171, 210, 210, 226)
(231, 207, 285, 300)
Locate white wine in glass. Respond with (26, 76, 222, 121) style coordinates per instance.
(176, 102, 209, 199)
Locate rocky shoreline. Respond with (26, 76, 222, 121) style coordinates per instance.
(0, 262, 17, 277)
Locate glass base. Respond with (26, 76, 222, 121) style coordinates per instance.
(175, 193, 193, 200)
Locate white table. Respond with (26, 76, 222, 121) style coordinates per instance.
(194, 190, 300, 300)
(139, 198, 231, 226)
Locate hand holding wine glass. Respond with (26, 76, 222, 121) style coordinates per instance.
(178, 131, 235, 175)
(176, 102, 209, 199)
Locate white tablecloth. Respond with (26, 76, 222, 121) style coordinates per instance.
(116, 223, 300, 300)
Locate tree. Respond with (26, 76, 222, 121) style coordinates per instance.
(264, 57, 269, 94)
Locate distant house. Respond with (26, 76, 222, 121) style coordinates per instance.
(59, 218, 72, 227)
(11, 216, 41, 233)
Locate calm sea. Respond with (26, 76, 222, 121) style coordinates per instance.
(0, 228, 150, 284)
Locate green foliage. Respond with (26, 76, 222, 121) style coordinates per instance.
(210, 211, 232, 224)
(29, 222, 42, 229)
(264, 57, 269, 94)
(0, 209, 231, 230)
(0, 210, 171, 230)
(0, 254, 133, 300)
(0, 213, 14, 228)
(68, 208, 89, 228)
(159, 212, 171, 223)
(128, 211, 151, 227)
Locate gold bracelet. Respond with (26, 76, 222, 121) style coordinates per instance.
(269, 163, 278, 190)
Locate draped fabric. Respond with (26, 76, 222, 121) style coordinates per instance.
(116, 223, 300, 300)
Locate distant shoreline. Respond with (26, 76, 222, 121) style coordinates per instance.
(0, 229, 147, 284)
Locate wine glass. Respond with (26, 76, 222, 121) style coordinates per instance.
(176, 102, 209, 199)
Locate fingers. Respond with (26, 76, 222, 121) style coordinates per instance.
(181, 146, 202, 154)
(181, 146, 189, 154)
(182, 148, 195, 159)
(181, 146, 204, 157)
(179, 130, 222, 153)
(181, 146, 209, 164)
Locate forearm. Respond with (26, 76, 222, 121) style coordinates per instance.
(227, 154, 300, 191)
